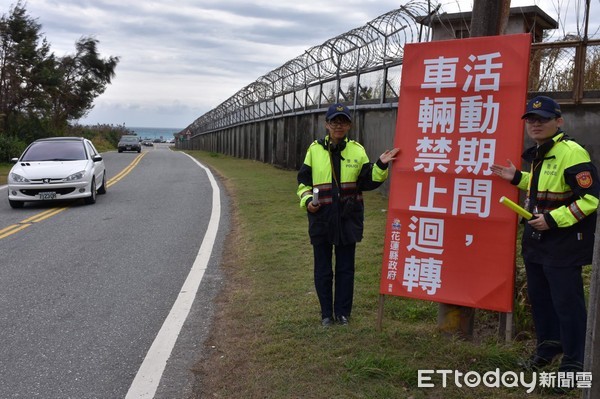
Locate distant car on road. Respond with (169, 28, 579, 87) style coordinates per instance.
(118, 135, 141, 153)
(141, 139, 153, 147)
(7, 137, 107, 208)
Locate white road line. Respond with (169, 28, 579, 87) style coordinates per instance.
(125, 153, 221, 398)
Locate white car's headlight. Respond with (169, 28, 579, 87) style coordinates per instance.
(63, 171, 86, 181)
(9, 173, 29, 183)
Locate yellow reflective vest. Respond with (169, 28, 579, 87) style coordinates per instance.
(297, 136, 389, 245)
(513, 131, 599, 267)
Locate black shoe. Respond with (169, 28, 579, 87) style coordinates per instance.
(321, 317, 333, 327)
(336, 315, 349, 325)
(518, 354, 551, 370)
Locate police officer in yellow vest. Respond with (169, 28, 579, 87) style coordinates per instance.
(491, 96, 599, 375)
(297, 103, 399, 327)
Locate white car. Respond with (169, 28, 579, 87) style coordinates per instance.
(7, 137, 107, 208)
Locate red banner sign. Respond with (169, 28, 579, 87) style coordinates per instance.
(380, 34, 532, 312)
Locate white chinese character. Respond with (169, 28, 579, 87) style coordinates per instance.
(390, 231, 401, 241)
(462, 52, 502, 92)
(407, 216, 444, 254)
(575, 372, 592, 388)
(387, 270, 397, 280)
(410, 176, 448, 214)
(538, 372, 557, 388)
(388, 260, 398, 270)
(452, 179, 492, 218)
(419, 257, 442, 295)
(557, 372, 575, 389)
(418, 97, 456, 133)
(459, 95, 500, 134)
(390, 241, 400, 251)
(414, 137, 452, 173)
(389, 251, 399, 261)
(454, 138, 496, 175)
(421, 56, 459, 93)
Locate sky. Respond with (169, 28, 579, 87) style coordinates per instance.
(10, 0, 598, 129)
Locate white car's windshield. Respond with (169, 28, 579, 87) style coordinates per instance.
(21, 141, 87, 161)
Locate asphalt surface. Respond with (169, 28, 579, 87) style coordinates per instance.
(0, 144, 229, 398)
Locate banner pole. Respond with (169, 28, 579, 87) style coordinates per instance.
(377, 294, 385, 332)
(505, 312, 513, 343)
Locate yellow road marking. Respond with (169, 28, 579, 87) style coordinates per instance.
(107, 152, 146, 187)
(1, 152, 147, 240)
(21, 206, 69, 223)
(0, 224, 31, 239)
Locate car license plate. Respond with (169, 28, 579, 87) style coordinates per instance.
(39, 192, 56, 200)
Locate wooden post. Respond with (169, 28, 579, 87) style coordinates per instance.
(377, 294, 385, 332)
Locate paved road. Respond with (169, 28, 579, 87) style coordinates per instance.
(0, 144, 229, 398)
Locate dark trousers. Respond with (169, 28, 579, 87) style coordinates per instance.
(312, 242, 356, 319)
(525, 261, 587, 370)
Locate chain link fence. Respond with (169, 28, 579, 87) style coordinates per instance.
(530, 39, 600, 101)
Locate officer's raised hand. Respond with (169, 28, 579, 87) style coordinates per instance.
(380, 148, 400, 164)
(490, 159, 517, 181)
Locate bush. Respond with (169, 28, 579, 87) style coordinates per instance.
(0, 135, 27, 162)
(68, 123, 133, 151)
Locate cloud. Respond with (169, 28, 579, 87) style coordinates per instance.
(12, 0, 596, 128)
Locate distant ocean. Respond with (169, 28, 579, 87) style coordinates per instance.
(128, 127, 183, 141)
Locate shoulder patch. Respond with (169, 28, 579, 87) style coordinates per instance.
(576, 171, 593, 188)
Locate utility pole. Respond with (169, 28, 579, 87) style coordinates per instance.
(470, 0, 511, 37)
(437, 0, 512, 339)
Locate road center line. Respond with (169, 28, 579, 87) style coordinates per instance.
(0, 224, 31, 239)
(125, 153, 221, 399)
(107, 152, 146, 187)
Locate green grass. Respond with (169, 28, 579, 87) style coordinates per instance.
(183, 150, 579, 399)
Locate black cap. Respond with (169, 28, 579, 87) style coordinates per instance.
(522, 96, 561, 119)
(325, 103, 351, 121)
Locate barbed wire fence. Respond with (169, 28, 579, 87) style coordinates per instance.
(180, 0, 599, 139)
(183, 1, 433, 136)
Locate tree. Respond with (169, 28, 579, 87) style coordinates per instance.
(0, 2, 119, 138)
(48, 37, 118, 131)
(358, 84, 374, 100)
(0, 1, 54, 135)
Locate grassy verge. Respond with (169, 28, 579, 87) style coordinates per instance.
(184, 150, 579, 399)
